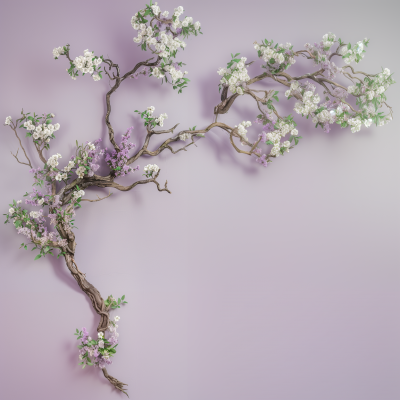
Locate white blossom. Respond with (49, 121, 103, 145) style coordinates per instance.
(179, 132, 191, 141)
(144, 164, 160, 176)
(47, 153, 62, 168)
(52, 46, 65, 59)
(73, 190, 85, 200)
(76, 166, 86, 179)
(5, 116, 12, 125)
(30, 211, 40, 219)
(72, 49, 102, 79)
(63, 160, 75, 172)
(155, 113, 168, 127)
(55, 172, 67, 181)
(235, 121, 251, 143)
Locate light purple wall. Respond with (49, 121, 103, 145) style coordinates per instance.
(1, 0, 399, 399)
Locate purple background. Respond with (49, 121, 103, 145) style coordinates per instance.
(1, 0, 399, 399)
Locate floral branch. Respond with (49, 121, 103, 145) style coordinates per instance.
(3, 1, 395, 397)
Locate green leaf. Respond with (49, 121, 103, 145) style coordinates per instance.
(34, 254, 42, 260)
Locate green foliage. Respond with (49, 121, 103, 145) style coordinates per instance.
(105, 294, 128, 309)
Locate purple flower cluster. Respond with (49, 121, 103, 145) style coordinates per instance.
(104, 127, 139, 177)
(15, 206, 67, 248)
(29, 167, 53, 195)
(86, 138, 103, 176)
(24, 187, 44, 206)
(75, 319, 120, 369)
(305, 42, 343, 80)
(252, 147, 268, 167)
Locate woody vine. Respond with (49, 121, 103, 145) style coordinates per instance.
(3, 1, 395, 397)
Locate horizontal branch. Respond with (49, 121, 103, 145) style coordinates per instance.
(80, 191, 112, 203)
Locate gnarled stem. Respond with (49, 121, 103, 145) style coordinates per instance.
(64, 254, 128, 395)
(102, 368, 129, 397)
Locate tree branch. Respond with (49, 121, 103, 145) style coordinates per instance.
(9, 122, 32, 168)
(80, 191, 112, 203)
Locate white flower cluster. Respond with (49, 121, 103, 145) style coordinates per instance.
(179, 132, 191, 141)
(348, 68, 391, 99)
(294, 87, 320, 116)
(312, 109, 336, 124)
(254, 42, 295, 69)
(340, 38, 368, 64)
(151, 3, 161, 15)
(5, 116, 12, 125)
(144, 164, 160, 177)
(9, 208, 15, 215)
(63, 160, 76, 173)
(132, 20, 187, 57)
(266, 120, 297, 157)
(218, 57, 250, 95)
(87, 142, 96, 151)
(345, 68, 393, 128)
(322, 32, 336, 49)
(72, 49, 102, 81)
(30, 211, 41, 219)
(55, 172, 68, 181)
(73, 190, 85, 200)
(235, 121, 252, 143)
(164, 64, 188, 82)
(146, 106, 156, 115)
(151, 64, 188, 82)
(76, 166, 86, 179)
(146, 106, 168, 127)
(285, 80, 301, 98)
(256, 44, 285, 64)
(347, 116, 363, 133)
(53, 46, 65, 59)
(171, 6, 200, 30)
(363, 118, 373, 128)
(173, 6, 184, 20)
(24, 120, 60, 142)
(47, 153, 62, 168)
(131, 5, 200, 86)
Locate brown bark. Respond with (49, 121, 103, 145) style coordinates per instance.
(64, 254, 128, 395)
